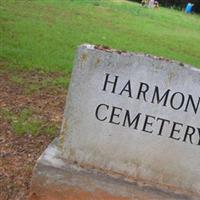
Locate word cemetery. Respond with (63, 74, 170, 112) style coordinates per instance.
(30, 44, 200, 200)
(95, 73, 200, 145)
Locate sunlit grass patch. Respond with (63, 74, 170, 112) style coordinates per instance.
(0, 108, 57, 136)
(1, 0, 200, 70)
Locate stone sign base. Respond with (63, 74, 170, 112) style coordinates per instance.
(29, 139, 198, 200)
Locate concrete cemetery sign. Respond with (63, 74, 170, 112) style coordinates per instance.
(30, 44, 200, 200)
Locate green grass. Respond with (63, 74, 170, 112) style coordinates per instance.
(0, 108, 57, 136)
(1, 0, 200, 72)
(9, 70, 70, 94)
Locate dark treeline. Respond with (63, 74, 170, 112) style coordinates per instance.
(128, 0, 200, 13)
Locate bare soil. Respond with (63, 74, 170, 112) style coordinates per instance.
(0, 66, 67, 200)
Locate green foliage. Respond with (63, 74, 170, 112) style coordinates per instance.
(10, 76, 25, 85)
(9, 70, 69, 95)
(1, 0, 200, 70)
(11, 119, 42, 136)
(0, 108, 57, 136)
(0, 108, 13, 121)
(42, 76, 70, 89)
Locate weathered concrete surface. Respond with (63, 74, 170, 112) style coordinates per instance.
(62, 44, 200, 195)
(30, 44, 200, 199)
(30, 139, 198, 200)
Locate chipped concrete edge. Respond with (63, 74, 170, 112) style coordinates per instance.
(29, 138, 199, 200)
(78, 43, 200, 72)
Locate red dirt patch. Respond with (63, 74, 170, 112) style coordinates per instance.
(0, 68, 67, 200)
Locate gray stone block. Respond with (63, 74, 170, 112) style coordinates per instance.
(30, 44, 200, 199)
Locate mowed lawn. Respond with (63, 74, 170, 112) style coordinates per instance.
(1, 0, 200, 72)
(0, 2, 200, 199)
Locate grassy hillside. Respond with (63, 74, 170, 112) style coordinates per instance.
(1, 0, 200, 71)
(0, 2, 200, 198)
